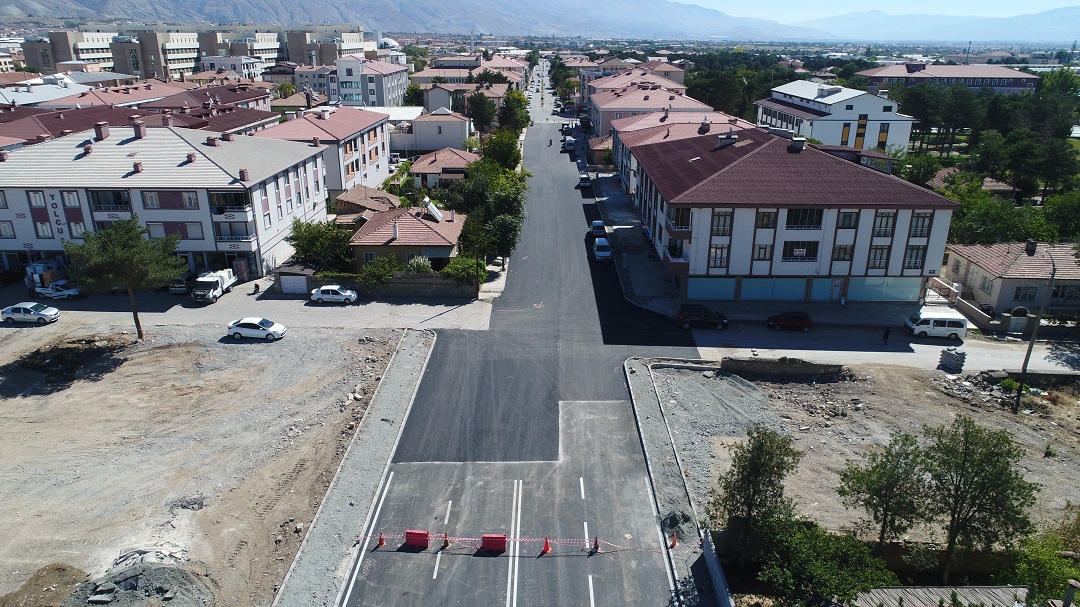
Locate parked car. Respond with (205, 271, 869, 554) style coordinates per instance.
(35, 280, 81, 299)
(676, 304, 728, 330)
(168, 271, 197, 294)
(593, 237, 613, 262)
(226, 317, 288, 341)
(766, 311, 813, 332)
(2, 301, 60, 324)
(590, 220, 606, 237)
(577, 172, 592, 188)
(311, 285, 358, 304)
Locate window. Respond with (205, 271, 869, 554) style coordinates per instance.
(143, 191, 159, 208)
(185, 223, 203, 239)
(845, 104, 854, 110)
(147, 222, 165, 238)
(437, 126, 442, 135)
(952, 259, 961, 274)
(0, 191, 6, 208)
(711, 210, 732, 236)
(980, 275, 994, 295)
(903, 245, 926, 269)
(873, 211, 896, 237)
(832, 244, 853, 261)
(883, 105, 893, 112)
(868, 245, 889, 269)
(910, 212, 931, 237)
(837, 211, 858, 229)
(753, 244, 772, 261)
(182, 191, 198, 209)
(785, 208, 823, 230)
(841, 122, 851, 146)
(0, 220, 13, 238)
(756, 210, 777, 229)
(781, 241, 818, 261)
(62, 191, 79, 208)
(708, 244, 729, 268)
(264, 212, 271, 228)
(363, 252, 376, 264)
(1052, 285, 1080, 299)
(1014, 286, 1039, 301)
(369, 88, 376, 96)
(28, 190, 45, 207)
(35, 221, 53, 238)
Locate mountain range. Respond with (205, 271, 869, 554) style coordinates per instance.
(2, 0, 1077, 43)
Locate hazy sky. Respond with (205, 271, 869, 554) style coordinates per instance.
(686, 0, 1080, 23)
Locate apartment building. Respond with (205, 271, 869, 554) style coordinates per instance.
(285, 32, 367, 66)
(22, 31, 118, 73)
(857, 63, 1039, 95)
(0, 124, 327, 277)
(108, 31, 200, 81)
(296, 65, 337, 98)
(200, 55, 265, 81)
(631, 127, 958, 302)
(588, 85, 713, 136)
(334, 57, 409, 107)
(755, 81, 915, 152)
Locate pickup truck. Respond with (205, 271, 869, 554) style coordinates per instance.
(36, 279, 81, 299)
(190, 269, 237, 304)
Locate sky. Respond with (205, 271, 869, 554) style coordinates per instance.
(686, 0, 1080, 23)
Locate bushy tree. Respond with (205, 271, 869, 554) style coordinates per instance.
(467, 92, 497, 132)
(357, 255, 399, 287)
(497, 89, 530, 133)
(481, 129, 522, 171)
(1045, 192, 1080, 240)
(474, 68, 509, 84)
(64, 215, 187, 339)
(404, 83, 424, 106)
(486, 214, 522, 262)
(440, 255, 487, 285)
(902, 154, 941, 186)
(945, 177, 1057, 244)
(838, 432, 928, 547)
(284, 219, 353, 272)
(274, 81, 297, 99)
(997, 532, 1080, 606)
(923, 416, 1039, 583)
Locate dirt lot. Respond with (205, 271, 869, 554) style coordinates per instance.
(649, 362, 1080, 537)
(0, 322, 399, 607)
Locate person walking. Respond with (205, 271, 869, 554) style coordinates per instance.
(882, 327, 891, 345)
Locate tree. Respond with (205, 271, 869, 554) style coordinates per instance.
(923, 416, 1040, 583)
(902, 154, 941, 186)
(708, 426, 802, 567)
(997, 532, 1080, 606)
(404, 83, 424, 106)
(1043, 192, 1080, 239)
(474, 68, 509, 84)
(273, 81, 297, 99)
(497, 89, 530, 133)
(1035, 137, 1080, 197)
(462, 136, 479, 152)
(63, 216, 187, 339)
(969, 130, 1008, 178)
(486, 214, 522, 261)
(481, 129, 522, 171)
(837, 432, 928, 547)
(283, 219, 353, 272)
(467, 91, 497, 132)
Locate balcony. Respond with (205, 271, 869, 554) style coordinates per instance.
(663, 247, 689, 273)
(215, 233, 257, 252)
(664, 216, 692, 240)
(211, 206, 254, 222)
(90, 204, 132, 212)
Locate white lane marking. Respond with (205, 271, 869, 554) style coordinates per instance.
(505, 480, 522, 607)
(583, 520, 589, 546)
(588, 575, 596, 607)
(341, 471, 395, 607)
(444, 500, 452, 525)
(433, 551, 442, 579)
(512, 479, 523, 607)
(579, 477, 585, 500)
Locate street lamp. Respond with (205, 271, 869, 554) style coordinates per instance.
(1016, 247, 1057, 410)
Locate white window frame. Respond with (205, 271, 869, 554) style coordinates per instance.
(0, 220, 14, 238)
(143, 191, 160, 209)
(0, 191, 7, 208)
(62, 190, 79, 208)
(181, 191, 199, 209)
(28, 190, 45, 207)
(34, 221, 53, 238)
(68, 221, 86, 238)
(185, 223, 204, 239)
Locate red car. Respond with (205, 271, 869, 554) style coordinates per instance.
(767, 311, 813, 332)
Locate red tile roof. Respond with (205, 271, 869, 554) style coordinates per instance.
(336, 184, 400, 213)
(350, 207, 466, 247)
(360, 59, 408, 75)
(857, 64, 1038, 80)
(139, 83, 270, 110)
(948, 242, 1080, 280)
(618, 116, 755, 148)
(590, 86, 711, 111)
(252, 107, 388, 142)
(588, 70, 685, 92)
(926, 167, 1015, 194)
(409, 148, 480, 175)
(611, 110, 753, 134)
(38, 81, 190, 108)
(632, 127, 959, 209)
(0, 105, 48, 124)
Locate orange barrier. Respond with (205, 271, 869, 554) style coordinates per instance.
(481, 534, 508, 552)
(405, 529, 430, 549)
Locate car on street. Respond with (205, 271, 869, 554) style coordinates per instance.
(35, 280, 81, 299)
(2, 301, 60, 324)
(226, 317, 288, 341)
(311, 285, 358, 304)
(593, 237, 613, 262)
(590, 220, 606, 237)
(766, 310, 813, 332)
(676, 304, 728, 330)
(577, 172, 592, 188)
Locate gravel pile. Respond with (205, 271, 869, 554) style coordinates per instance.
(62, 562, 215, 607)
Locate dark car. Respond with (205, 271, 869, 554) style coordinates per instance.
(676, 304, 729, 330)
(767, 310, 813, 332)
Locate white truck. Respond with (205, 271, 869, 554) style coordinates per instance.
(190, 269, 237, 304)
(35, 279, 81, 299)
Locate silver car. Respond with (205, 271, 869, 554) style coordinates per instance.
(2, 301, 61, 324)
(310, 285, 358, 305)
(226, 317, 287, 341)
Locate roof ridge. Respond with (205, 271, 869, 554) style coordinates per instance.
(171, 126, 236, 181)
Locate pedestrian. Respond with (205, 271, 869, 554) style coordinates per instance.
(882, 327, 891, 345)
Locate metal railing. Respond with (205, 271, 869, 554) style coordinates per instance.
(214, 234, 256, 242)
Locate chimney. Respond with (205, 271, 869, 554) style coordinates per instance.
(186, 152, 196, 163)
(222, 132, 235, 141)
(133, 161, 143, 173)
(392, 222, 399, 240)
(790, 136, 806, 152)
(449, 210, 455, 221)
(319, 108, 331, 120)
(93, 121, 110, 141)
(206, 135, 220, 147)
(238, 167, 249, 181)
(1025, 239, 1038, 256)
(905, 62, 926, 73)
(82, 143, 92, 155)
(35, 134, 48, 144)
(163, 113, 173, 127)
(312, 136, 320, 147)
(58, 113, 64, 119)
(60, 129, 71, 136)
(0, 150, 8, 161)
(1062, 579, 1080, 607)
(133, 120, 147, 139)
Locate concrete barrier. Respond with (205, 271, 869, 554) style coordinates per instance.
(720, 356, 844, 377)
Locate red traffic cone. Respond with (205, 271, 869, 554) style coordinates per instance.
(375, 533, 386, 549)
(540, 536, 551, 555)
(669, 532, 678, 549)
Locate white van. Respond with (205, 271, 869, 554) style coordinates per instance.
(562, 136, 575, 151)
(905, 307, 969, 340)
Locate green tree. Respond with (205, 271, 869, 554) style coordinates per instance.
(467, 91, 497, 132)
(969, 129, 1009, 178)
(274, 81, 297, 99)
(474, 68, 509, 84)
(708, 426, 802, 567)
(440, 255, 487, 284)
(404, 83, 424, 106)
(997, 532, 1080, 606)
(462, 136, 479, 152)
(63, 216, 187, 339)
(497, 89, 530, 133)
(481, 129, 522, 171)
(1043, 192, 1080, 239)
(283, 219, 353, 272)
(923, 416, 1040, 583)
(902, 154, 942, 186)
(485, 214, 522, 261)
(757, 517, 899, 604)
(357, 255, 399, 288)
(1035, 137, 1080, 197)
(838, 432, 928, 547)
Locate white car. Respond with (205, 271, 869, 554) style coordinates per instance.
(226, 317, 287, 341)
(593, 237, 613, 262)
(2, 301, 60, 324)
(35, 280, 81, 299)
(310, 285, 358, 304)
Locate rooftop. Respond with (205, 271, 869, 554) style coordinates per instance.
(588, 70, 686, 92)
(36, 81, 187, 109)
(349, 206, 466, 247)
(771, 80, 865, 105)
(590, 86, 712, 111)
(947, 242, 1080, 281)
(253, 106, 389, 142)
(857, 64, 1039, 80)
(409, 147, 480, 174)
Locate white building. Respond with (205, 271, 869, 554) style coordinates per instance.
(0, 124, 327, 277)
(200, 55, 265, 81)
(755, 81, 915, 153)
(412, 108, 472, 152)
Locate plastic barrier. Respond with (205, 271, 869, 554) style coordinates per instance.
(481, 534, 507, 552)
(405, 529, 430, 549)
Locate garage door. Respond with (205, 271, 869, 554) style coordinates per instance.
(278, 275, 309, 294)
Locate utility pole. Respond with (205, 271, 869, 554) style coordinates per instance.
(1016, 248, 1056, 411)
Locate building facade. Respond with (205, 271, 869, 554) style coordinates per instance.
(857, 63, 1039, 95)
(200, 55, 265, 81)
